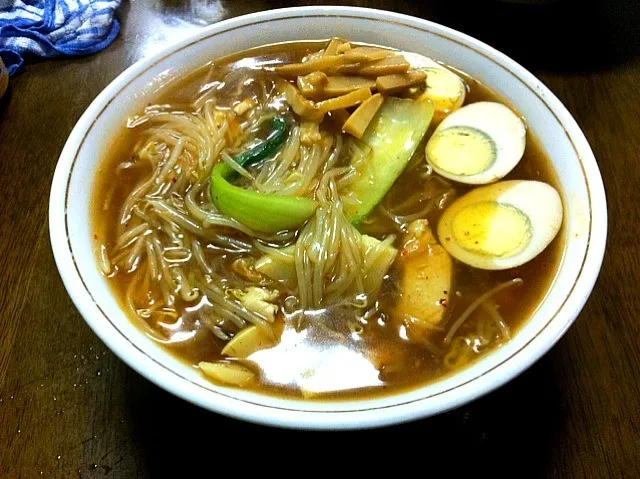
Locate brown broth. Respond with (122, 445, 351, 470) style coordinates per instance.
(92, 42, 564, 400)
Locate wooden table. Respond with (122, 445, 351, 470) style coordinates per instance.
(1, 1, 638, 477)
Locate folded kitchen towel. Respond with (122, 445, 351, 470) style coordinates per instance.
(0, 0, 121, 75)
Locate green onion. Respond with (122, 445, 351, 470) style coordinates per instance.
(211, 116, 318, 233)
(235, 116, 288, 168)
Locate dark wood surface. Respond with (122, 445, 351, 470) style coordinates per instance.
(1, 1, 639, 477)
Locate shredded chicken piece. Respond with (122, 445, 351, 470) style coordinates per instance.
(396, 220, 453, 331)
(230, 287, 280, 322)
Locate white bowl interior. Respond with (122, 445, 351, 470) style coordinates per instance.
(51, 7, 604, 428)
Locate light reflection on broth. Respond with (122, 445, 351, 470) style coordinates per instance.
(92, 40, 563, 400)
(250, 318, 384, 397)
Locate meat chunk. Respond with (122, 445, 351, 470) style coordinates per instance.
(395, 220, 452, 331)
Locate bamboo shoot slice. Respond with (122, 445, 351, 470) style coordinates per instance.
(336, 42, 352, 54)
(343, 46, 394, 63)
(323, 76, 377, 96)
(343, 93, 384, 139)
(316, 87, 372, 113)
(376, 71, 428, 94)
(276, 55, 345, 76)
(276, 81, 323, 120)
(358, 55, 411, 76)
(297, 71, 328, 98)
(199, 361, 255, 386)
(221, 325, 275, 358)
(323, 38, 344, 56)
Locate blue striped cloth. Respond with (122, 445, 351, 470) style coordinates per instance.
(0, 0, 121, 75)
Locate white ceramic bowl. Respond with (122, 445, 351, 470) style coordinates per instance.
(49, 6, 606, 429)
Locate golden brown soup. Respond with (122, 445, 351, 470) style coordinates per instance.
(92, 41, 563, 399)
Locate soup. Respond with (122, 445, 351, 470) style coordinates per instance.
(92, 40, 563, 399)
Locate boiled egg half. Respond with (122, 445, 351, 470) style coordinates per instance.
(402, 52, 466, 120)
(438, 180, 563, 270)
(426, 102, 526, 185)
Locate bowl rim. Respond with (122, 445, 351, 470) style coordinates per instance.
(49, 6, 607, 430)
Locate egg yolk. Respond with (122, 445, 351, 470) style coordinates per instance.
(451, 201, 531, 257)
(427, 126, 496, 176)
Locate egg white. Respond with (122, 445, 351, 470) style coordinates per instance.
(427, 101, 526, 185)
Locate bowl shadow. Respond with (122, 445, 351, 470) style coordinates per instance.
(126, 346, 566, 477)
